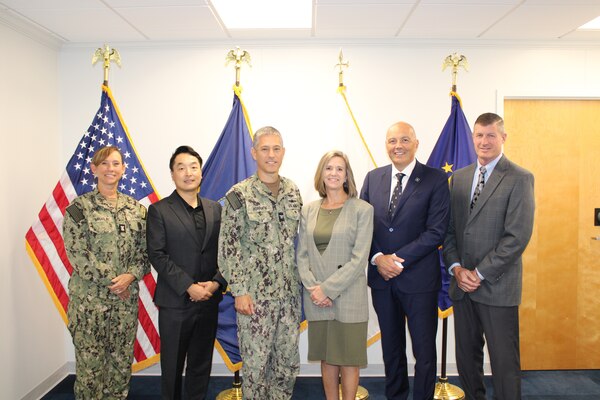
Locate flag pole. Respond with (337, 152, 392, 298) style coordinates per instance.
(336, 49, 377, 169)
(333, 49, 370, 400)
(434, 53, 468, 400)
(215, 46, 251, 400)
(92, 43, 121, 87)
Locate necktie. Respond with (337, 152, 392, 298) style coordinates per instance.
(470, 166, 487, 211)
(388, 172, 405, 217)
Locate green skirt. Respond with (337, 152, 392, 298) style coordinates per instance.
(307, 320, 368, 367)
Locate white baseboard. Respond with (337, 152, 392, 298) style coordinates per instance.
(22, 363, 71, 400)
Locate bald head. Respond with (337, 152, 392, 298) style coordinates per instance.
(385, 121, 419, 170)
(387, 122, 416, 139)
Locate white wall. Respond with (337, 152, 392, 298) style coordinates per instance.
(0, 23, 68, 399)
(7, 35, 600, 395)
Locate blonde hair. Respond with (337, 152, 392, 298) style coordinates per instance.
(314, 150, 358, 198)
(91, 146, 122, 166)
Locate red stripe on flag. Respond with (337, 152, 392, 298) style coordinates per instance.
(38, 204, 73, 275)
(147, 192, 159, 204)
(25, 228, 70, 312)
(133, 337, 146, 363)
(142, 273, 157, 295)
(137, 300, 161, 354)
(52, 182, 70, 214)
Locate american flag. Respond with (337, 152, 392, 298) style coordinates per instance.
(25, 85, 161, 371)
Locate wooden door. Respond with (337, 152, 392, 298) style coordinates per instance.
(504, 99, 600, 369)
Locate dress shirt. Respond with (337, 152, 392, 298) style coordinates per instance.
(173, 192, 215, 287)
(388, 159, 416, 203)
(470, 153, 503, 201)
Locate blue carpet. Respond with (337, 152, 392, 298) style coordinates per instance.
(42, 371, 600, 399)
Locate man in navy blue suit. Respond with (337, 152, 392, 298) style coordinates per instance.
(360, 121, 450, 400)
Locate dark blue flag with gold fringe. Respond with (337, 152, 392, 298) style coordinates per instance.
(426, 91, 476, 318)
(200, 87, 255, 372)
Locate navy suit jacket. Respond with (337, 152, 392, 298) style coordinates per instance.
(360, 160, 450, 293)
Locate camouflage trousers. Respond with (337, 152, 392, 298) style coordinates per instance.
(67, 295, 138, 400)
(237, 297, 301, 400)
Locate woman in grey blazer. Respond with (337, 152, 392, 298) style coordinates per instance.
(297, 150, 374, 400)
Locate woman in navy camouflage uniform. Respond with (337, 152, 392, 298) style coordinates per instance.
(63, 146, 149, 399)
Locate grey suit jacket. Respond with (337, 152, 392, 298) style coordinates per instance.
(443, 155, 535, 306)
(297, 197, 374, 323)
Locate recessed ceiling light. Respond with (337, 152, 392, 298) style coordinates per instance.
(212, 0, 312, 29)
(578, 16, 600, 30)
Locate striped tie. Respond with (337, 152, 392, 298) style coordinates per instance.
(470, 166, 487, 211)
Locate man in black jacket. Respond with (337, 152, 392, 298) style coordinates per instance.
(147, 145, 226, 400)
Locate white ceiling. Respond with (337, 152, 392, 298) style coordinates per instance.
(2, 0, 600, 45)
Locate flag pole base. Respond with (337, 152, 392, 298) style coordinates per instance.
(339, 384, 369, 399)
(434, 377, 465, 400)
(215, 379, 369, 399)
(216, 380, 243, 400)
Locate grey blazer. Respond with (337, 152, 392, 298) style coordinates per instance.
(443, 155, 535, 306)
(297, 197, 374, 323)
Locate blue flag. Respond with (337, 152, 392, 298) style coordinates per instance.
(426, 92, 476, 318)
(200, 90, 255, 372)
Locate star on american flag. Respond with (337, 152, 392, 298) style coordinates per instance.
(64, 97, 153, 200)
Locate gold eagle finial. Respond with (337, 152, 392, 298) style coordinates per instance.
(92, 44, 121, 86)
(442, 53, 468, 92)
(225, 47, 252, 87)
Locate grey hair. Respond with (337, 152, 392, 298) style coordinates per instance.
(253, 126, 283, 148)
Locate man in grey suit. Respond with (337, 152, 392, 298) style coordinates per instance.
(443, 113, 535, 400)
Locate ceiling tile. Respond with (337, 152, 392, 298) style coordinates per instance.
(1, 0, 101, 10)
(400, 4, 514, 39)
(482, 4, 600, 39)
(229, 28, 312, 39)
(315, 3, 413, 38)
(14, 7, 146, 42)
(3, 0, 600, 43)
(106, 0, 209, 6)
(419, 0, 520, 4)
(317, 0, 414, 4)
(116, 5, 225, 40)
(562, 30, 600, 40)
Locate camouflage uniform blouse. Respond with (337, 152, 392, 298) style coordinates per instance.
(219, 174, 303, 301)
(63, 190, 149, 302)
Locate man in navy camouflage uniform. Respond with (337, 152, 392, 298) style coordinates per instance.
(219, 126, 303, 399)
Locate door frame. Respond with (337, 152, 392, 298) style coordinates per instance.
(496, 90, 600, 115)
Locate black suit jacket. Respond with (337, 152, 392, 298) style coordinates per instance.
(147, 190, 225, 308)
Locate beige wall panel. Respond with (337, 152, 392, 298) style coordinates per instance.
(504, 99, 600, 370)
(575, 101, 600, 368)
